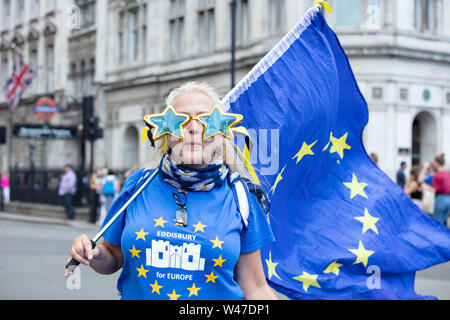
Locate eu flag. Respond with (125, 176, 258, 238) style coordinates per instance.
(222, 6, 450, 299)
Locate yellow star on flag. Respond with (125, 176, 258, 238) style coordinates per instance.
(265, 251, 281, 280)
(136, 264, 149, 278)
(210, 236, 224, 250)
(292, 140, 317, 164)
(167, 289, 181, 300)
(193, 221, 207, 233)
(354, 208, 380, 235)
(323, 260, 343, 276)
(128, 245, 141, 258)
(135, 228, 149, 241)
(323, 132, 333, 151)
(348, 240, 375, 267)
(270, 165, 287, 195)
(187, 283, 201, 297)
(149, 280, 163, 294)
(293, 271, 321, 292)
(153, 216, 168, 228)
(343, 173, 368, 199)
(212, 255, 227, 267)
(329, 132, 351, 159)
(205, 271, 219, 284)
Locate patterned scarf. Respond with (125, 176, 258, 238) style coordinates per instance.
(159, 153, 238, 192)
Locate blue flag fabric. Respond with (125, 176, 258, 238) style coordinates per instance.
(221, 6, 450, 299)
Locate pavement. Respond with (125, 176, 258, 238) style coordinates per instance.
(0, 210, 449, 300)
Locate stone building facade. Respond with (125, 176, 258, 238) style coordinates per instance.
(0, 0, 449, 182)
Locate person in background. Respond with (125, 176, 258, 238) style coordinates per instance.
(93, 167, 105, 226)
(369, 152, 378, 165)
(97, 168, 120, 226)
(396, 162, 407, 188)
(421, 154, 450, 226)
(404, 168, 422, 207)
(1, 171, 10, 204)
(58, 165, 77, 220)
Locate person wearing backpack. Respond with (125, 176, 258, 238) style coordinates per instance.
(65, 82, 276, 300)
(98, 168, 120, 226)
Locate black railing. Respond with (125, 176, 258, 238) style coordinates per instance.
(10, 168, 88, 206)
(9, 168, 131, 206)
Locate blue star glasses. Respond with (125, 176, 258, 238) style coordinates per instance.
(143, 104, 243, 142)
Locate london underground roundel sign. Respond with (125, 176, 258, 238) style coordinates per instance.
(34, 97, 59, 121)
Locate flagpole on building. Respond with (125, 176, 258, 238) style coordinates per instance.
(6, 43, 24, 180)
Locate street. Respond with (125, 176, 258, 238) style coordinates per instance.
(0, 216, 449, 300)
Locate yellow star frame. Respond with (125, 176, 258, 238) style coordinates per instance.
(143, 105, 191, 142)
(143, 104, 243, 142)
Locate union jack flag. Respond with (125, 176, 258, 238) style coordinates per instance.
(3, 55, 35, 110)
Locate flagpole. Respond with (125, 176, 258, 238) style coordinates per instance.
(6, 43, 24, 180)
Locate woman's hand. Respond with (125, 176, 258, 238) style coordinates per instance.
(64, 234, 99, 278)
(64, 237, 123, 277)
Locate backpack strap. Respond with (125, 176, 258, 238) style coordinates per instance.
(232, 178, 250, 227)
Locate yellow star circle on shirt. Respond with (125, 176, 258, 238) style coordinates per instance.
(212, 255, 227, 267)
(149, 280, 163, 295)
(187, 283, 201, 297)
(136, 264, 149, 278)
(167, 289, 181, 300)
(128, 245, 141, 258)
(193, 221, 207, 233)
(153, 216, 168, 228)
(205, 271, 219, 284)
(210, 236, 224, 249)
(135, 228, 149, 241)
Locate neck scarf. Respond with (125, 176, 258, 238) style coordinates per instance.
(159, 153, 237, 192)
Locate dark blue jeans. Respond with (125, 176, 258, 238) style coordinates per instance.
(63, 193, 74, 220)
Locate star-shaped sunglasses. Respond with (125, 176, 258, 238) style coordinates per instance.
(143, 104, 243, 142)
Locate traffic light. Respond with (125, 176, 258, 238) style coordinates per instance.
(82, 96, 103, 141)
(86, 115, 103, 141)
(0, 126, 6, 144)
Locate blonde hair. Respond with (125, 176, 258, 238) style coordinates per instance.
(147, 81, 256, 184)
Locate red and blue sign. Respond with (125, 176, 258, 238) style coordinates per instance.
(34, 97, 59, 121)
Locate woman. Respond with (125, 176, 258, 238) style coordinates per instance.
(65, 82, 277, 300)
(421, 154, 450, 225)
(404, 169, 422, 207)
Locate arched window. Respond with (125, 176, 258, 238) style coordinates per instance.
(123, 126, 139, 170)
(412, 111, 436, 167)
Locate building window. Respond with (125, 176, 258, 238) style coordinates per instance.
(372, 87, 383, 99)
(77, 0, 95, 29)
(415, 0, 436, 33)
(141, 3, 148, 62)
(235, 0, 249, 45)
(169, 0, 185, 58)
(47, 0, 56, 12)
(400, 88, 408, 101)
(3, 0, 10, 29)
(32, 0, 40, 18)
(46, 44, 54, 92)
(29, 47, 38, 94)
(118, 11, 125, 64)
(128, 9, 138, 62)
(1, 55, 8, 89)
(198, 0, 215, 53)
(336, 0, 381, 28)
(268, 0, 285, 34)
(16, 0, 25, 25)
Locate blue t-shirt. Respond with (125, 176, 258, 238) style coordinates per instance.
(100, 169, 275, 300)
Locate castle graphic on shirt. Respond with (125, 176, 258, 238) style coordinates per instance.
(146, 239, 206, 271)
